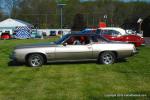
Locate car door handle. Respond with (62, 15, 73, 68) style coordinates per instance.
(87, 46, 92, 49)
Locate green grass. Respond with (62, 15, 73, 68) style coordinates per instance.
(0, 38, 150, 100)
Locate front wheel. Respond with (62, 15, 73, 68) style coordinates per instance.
(27, 54, 44, 67)
(98, 52, 116, 64)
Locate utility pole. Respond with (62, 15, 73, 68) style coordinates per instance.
(57, 3, 66, 37)
(104, 14, 108, 26)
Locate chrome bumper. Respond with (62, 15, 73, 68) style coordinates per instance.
(9, 53, 17, 62)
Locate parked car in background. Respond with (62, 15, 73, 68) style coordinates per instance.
(31, 29, 42, 38)
(0, 32, 11, 39)
(50, 31, 56, 36)
(10, 33, 137, 67)
(126, 29, 143, 37)
(97, 27, 145, 47)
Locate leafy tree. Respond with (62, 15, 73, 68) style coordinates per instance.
(142, 16, 150, 37)
(0, 11, 3, 20)
(5, 0, 150, 32)
(11, 0, 58, 28)
(0, 7, 5, 21)
(64, 0, 80, 28)
(72, 13, 87, 31)
(56, 0, 69, 3)
(1, 0, 20, 17)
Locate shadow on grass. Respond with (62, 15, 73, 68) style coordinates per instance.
(8, 61, 24, 67)
(116, 58, 128, 64)
(7, 60, 97, 67)
(46, 59, 127, 66)
(8, 59, 127, 67)
(46, 60, 96, 66)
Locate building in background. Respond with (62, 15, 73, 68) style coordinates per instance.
(0, 18, 32, 35)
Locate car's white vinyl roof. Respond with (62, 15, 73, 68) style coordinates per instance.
(99, 27, 127, 35)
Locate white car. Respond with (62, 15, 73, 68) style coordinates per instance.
(97, 27, 145, 47)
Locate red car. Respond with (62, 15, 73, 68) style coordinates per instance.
(1, 33, 11, 40)
(98, 27, 145, 47)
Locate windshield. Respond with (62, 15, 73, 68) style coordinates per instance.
(55, 34, 70, 44)
(100, 36, 111, 42)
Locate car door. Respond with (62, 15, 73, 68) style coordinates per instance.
(55, 35, 93, 60)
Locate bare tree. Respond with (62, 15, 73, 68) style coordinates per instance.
(2, 0, 19, 17)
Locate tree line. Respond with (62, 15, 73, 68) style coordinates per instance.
(0, 0, 150, 33)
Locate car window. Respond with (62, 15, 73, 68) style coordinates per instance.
(109, 30, 120, 36)
(55, 34, 70, 44)
(96, 29, 101, 34)
(101, 30, 112, 35)
(81, 36, 90, 45)
(91, 35, 110, 43)
(65, 36, 77, 45)
(101, 30, 121, 36)
(65, 36, 90, 45)
(91, 35, 98, 42)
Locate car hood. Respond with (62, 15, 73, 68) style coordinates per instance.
(15, 42, 57, 49)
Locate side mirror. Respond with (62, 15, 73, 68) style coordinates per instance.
(63, 43, 67, 46)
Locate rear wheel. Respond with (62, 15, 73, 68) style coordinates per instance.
(98, 52, 116, 64)
(27, 54, 44, 67)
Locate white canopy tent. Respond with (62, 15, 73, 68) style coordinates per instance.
(0, 18, 32, 35)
